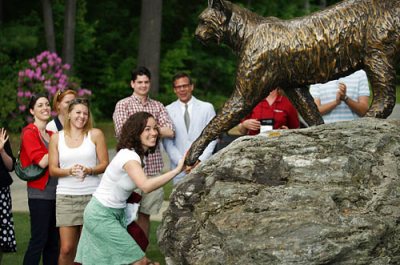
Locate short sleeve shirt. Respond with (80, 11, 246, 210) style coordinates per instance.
(112, 95, 174, 175)
(310, 70, 370, 123)
(94, 149, 141, 208)
(241, 95, 300, 135)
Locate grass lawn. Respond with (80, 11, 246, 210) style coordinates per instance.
(2, 212, 167, 265)
(96, 121, 118, 149)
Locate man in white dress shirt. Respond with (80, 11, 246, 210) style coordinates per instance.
(163, 73, 217, 185)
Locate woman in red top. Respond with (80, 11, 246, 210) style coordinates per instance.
(238, 88, 300, 135)
(21, 94, 59, 265)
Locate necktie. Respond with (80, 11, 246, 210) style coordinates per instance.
(184, 104, 190, 131)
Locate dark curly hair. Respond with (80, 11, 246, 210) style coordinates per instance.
(116, 112, 159, 159)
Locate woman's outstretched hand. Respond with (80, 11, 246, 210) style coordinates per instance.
(176, 152, 187, 173)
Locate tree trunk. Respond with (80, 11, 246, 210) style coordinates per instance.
(304, 0, 310, 13)
(137, 0, 163, 95)
(246, 0, 252, 8)
(62, 0, 77, 72)
(319, 0, 327, 9)
(41, 0, 56, 52)
(0, 0, 3, 25)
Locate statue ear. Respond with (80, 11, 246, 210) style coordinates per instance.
(208, 0, 227, 11)
(208, 0, 232, 23)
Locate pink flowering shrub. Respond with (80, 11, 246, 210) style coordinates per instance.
(17, 51, 92, 118)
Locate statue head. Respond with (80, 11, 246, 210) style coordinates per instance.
(195, 0, 232, 45)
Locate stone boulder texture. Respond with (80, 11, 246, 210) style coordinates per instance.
(157, 118, 400, 265)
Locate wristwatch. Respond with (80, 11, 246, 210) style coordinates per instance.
(343, 95, 349, 102)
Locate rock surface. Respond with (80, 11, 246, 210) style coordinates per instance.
(158, 118, 400, 265)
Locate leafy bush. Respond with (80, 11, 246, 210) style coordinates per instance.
(15, 51, 91, 127)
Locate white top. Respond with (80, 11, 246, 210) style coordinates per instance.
(93, 149, 141, 209)
(46, 120, 58, 133)
(310, 70, 370, 123)
(57, 130, 99, 195)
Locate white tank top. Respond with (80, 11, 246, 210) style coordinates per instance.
(57, 130, 100, 195)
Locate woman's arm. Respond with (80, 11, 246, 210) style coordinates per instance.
(49, 134, 72, 177)
(22, 128, 49, 168)
(124, 157, 184, 194)
(84, 128, 109, 176)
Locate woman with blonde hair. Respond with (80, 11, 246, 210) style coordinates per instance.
(46, 90, 77, 132)
(49, 98, 109, 265)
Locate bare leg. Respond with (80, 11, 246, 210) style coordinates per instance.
(59, 226, 81, 265)
(133, 257, 160, 265)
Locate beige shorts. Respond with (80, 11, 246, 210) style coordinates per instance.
(134, 183, 164, 215)
(56, 194, 92, 227)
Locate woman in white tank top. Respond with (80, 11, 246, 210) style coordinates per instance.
(48, 98, 109, 265)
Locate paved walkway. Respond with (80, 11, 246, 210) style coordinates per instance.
(10, 104, 400, 219)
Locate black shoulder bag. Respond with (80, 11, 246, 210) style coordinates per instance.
(14, 128, 46, 181)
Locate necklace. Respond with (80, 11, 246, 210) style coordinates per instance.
(68, 134, 83, 141)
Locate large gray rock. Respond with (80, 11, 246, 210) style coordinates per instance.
(158, 118, 400, 265)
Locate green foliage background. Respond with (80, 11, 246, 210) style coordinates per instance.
(2, 0, 398, 132)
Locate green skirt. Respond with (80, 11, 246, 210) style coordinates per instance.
(75, 197, 145, 265)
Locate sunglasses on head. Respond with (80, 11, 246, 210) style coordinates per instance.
(70, 98, 89, 105)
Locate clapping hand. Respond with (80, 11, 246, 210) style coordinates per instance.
(70, 164, 85, 181)
(0, 128, 9, 152)
(338, 82, 347, 100)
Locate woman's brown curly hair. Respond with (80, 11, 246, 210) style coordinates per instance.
(116, 112, 159, 159)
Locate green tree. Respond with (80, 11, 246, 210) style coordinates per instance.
(138, 0, 163, 95)
(41, 0, 56, 52)
(0, 0, 3, 25)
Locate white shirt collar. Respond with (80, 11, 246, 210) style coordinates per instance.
(179, 97, 193, 116)
(179, 97, 193, 107)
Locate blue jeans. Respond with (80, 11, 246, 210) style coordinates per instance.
(23, 199, 59, 265)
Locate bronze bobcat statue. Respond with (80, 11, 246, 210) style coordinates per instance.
(185, 0, 400, 166)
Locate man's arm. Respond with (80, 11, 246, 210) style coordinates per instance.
(112, 101, 129, 138)
(342, 71, 370, 117)
(310, 84, 341, 116)
(162, 138, 182, 166)
(313, 97, 341, 116)
(343, 96, 369, 117)
(199, 105, 217, 161)
(156, 103, 175, 138)
(158, 127, 174, 138)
